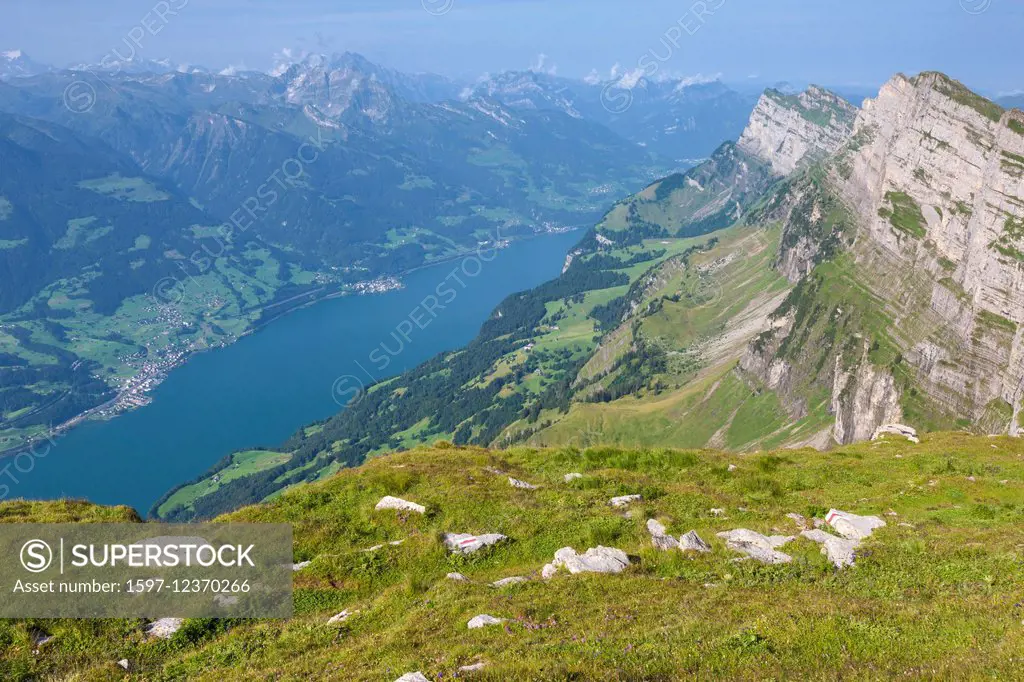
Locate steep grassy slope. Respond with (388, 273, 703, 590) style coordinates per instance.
(4, 434, 1024, 680)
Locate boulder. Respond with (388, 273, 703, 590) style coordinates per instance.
(679, 530, 711, 553)
(447, 572, 470, 582)
(716, 529, 792, 564)
(443, 533, 508, 555)
(491, 576, 528, 588)
(541, 563, 558, 579)
(145, 618, 184, 640)
(609, 494, 642, 508)
(508, 477, 538, 490)
(564, 473, 583, 482)
(826, 509, 886, 540)
(872, 424, 920, 444)
(647, 519, 680, 550)
(553, 546, 630, 574)
(467, 614, 505, 629)
(375, 496, 426, 514)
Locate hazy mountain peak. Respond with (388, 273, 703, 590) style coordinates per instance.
(0, 49, 50, 79)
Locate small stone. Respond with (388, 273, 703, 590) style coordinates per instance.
(468, 614, 505, 629)
(490, 576, 528, 588)
(327, 609, 357, 624)
(553, 546, 631, 574)
(647, 519, 679, 550)
(447, 572, 470, 582)
(291, 561, 312, 571)
(509, 477, 538, 490)
(716, 529, 792, 564)
(679, 530, 711, 553)
(395, 673, 430, 682)
(825, 509, 886, 540)
(541, 563, 558, 579)
(609, 494, 642, 508)
(459, 661, 487, 672)
(785, 513, 808, 529)
(709, 508, 726, 517)
(117, 659, 130, 671)
(443, 533, 508, 555)
(376, 496, 426, 514)
(967, 476, 976, 482)
(728, 464, 738, 472)
(564, 473, 583, 482)
(145, 618, 184, 640)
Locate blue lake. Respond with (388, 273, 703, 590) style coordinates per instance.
(10, 230, 582, 514)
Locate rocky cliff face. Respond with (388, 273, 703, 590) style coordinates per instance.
(750, 73, 1024, 442)
(837, 72, 1024, 433)
(738, 86, 858, 176)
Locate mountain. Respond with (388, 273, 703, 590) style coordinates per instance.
(467, 71, 759, 161)
(0, 53, 673, 454)
(743, 72, 1024, 442)
(998, 92, 1024, 109)
(5, 432, 1024, 679)
(0, 50, 50, 80)
(150, 84, 838, 520)
(156, 73, 1024, 519)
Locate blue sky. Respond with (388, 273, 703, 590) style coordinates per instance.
(3, 0, 1021, 94)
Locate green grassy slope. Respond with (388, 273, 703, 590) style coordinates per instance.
(4, 433, 1024, 680)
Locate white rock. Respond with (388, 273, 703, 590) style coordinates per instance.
(785, 512, 808, 529)
(292, 561, 312, 571)
(610, 494, 642, 508)
(716, 529, 792, 564)
(564, 473, 583, 482)
(541, 563, 558, 579)
(728, 464, 738, 472)
(491, 576, 527, 588)
(647, 519, 680, 550)
(145, 618, 184, 640)
(508, 477, 538, 490)
(800, 529, 836, 544)
(447, 572, 470, 582)
(327, 609, 357, 624)
(767, 535, 796, 548)
(679, 530, 711, 553)
(395, 673, 430, 682)
(821, 536, 861, 568)
(553, 546, 631, 574)
(459, 661, 487, 672)
(443, 533, 508, 554)
(375, 496, 426, 514)
(709, 508, 726, 517)
(826, 509, 886, 540)
(873, 424, 920, 444)
(467, 614, 505, 629)
(117, 659, 130, 671)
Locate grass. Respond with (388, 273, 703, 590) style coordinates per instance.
(77, 175, 171, 203)
(3, 433, 1024, 679)
(157, 450, 293, 518)
(881, 191, 927, 239)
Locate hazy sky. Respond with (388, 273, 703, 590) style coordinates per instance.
(2, 0, 1021, 94)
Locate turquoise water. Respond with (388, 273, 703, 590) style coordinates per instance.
(8, 231, 581, 514)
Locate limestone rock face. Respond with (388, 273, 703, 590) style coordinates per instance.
(833, 73, 1024, 432)
(738, 86, 858, 176)
(831, 345, 903, 445)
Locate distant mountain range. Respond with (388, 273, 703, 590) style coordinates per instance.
(1, 50, 714, 453)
